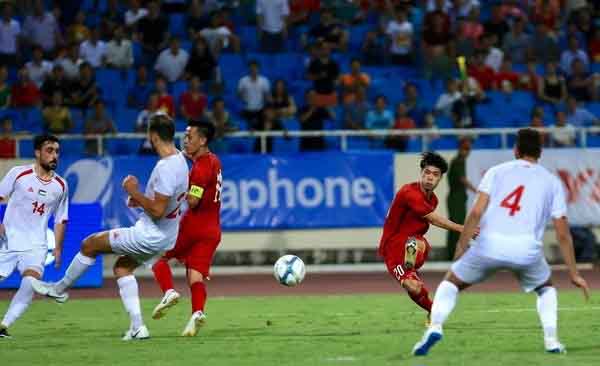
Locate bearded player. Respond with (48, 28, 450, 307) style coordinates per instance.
(0, 135, 68, 338)
(413, 129, 589, 356)
(379, 152, 475, 323)
(150, 119, 222, 337)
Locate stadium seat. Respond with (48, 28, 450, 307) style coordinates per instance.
(115, 108, 140, 132)
(429, 136, 458, 150)
(473, 134, 502, 149)
(169, 14, 187, 38)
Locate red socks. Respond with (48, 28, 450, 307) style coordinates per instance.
(191, 282, 207, 313)
(152, 259, 174, 293)
(409, 286, 433, 313)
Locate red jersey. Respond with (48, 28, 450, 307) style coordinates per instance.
(180, 152, 222, 242)
(378, 182, 438, 256)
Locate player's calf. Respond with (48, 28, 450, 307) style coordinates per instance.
(402, 277, 433, 314)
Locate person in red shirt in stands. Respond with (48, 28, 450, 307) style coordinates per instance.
(494, 57, 520, 91)
(467, 50, 496, 90)
(155, 76, 175, 117)
(180, 76, 208, 121)
(0, 118, 16, 158)
(11, 68, 41, 108)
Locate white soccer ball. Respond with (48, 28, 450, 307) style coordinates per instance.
(273, 255, 306, 287)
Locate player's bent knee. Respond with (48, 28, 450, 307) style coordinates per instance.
(402, 279, 422, 294)
(445, 271, 470, 291)
(187, 269, 204, 286)
(21, 269, 42, 279)
(113, 256, 139, 278)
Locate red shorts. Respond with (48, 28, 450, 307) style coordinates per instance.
(383, 237, 430, 284)
(163, 234, 220, 278)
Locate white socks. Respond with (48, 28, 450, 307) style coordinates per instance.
(117, 275, 144, 331)
(55, 252, 96, 293)
(536, 286, 558, 340)
(2, 276, 35, 328)
(430, 280, 459, 328)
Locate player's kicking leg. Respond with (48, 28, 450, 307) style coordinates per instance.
(181, 268, 207, 337)
(151, 257, 181, 319)
(30, 231, 113, 301)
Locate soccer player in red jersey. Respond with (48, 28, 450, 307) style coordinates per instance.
(379, 152, 476, 322)
(151, 119, 223, 336)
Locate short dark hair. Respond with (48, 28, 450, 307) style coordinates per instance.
(516, 128, 542, 159)
(420, 151, 448, 174)
(148, 114, 175, 142)
(188, 119, 216, 143)
(34, 134, 59, 151)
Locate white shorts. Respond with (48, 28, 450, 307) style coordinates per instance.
(109, 222, 175, 265)
(0, 248, 47, 280)
(451, 247, 551, 293)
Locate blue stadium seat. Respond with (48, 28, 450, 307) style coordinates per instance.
(169, 14, 187, 38)
(106, 138, 141, 155)
(405, 137, 423, 152)
(115, 108, 141, 132)
(349, 25, 369, 53)
(171, 80, 188, 104)
(272, 137, 300, 153)
(240, 26, 259, 52)
(473, 135, 502, 149)
(429, 136, 458, 150)
(587, 135, 600, 147)
(219, 54, 247, 93)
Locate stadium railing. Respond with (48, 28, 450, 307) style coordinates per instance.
(11, 126, 600, 157)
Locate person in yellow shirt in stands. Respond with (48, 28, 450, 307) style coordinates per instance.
(42, 91, 73, 134)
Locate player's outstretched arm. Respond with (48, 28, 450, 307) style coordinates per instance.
(424, 211, 464, 234)
(553, 216, 590, 301)
(453, 192, 489, 260)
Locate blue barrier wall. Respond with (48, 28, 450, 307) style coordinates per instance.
(57, 152, 395, 230)
(0, 203, 103, 289)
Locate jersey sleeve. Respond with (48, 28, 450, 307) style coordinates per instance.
(406, 188, 435, 217)
(550, 178, 568, 219)
(55, 185, 69, 224)
(153, 162, 176, 197)
(188, 162, 210, 199)
(477, 167, 496, 195)
(0, 167, 20, 200)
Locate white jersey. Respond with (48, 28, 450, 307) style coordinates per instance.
(137, 152, 189, 248)
(473, 159, 567, 264)
(0, 165, 69, 252)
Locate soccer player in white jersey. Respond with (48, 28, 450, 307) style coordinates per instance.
(0, 135, 68, 339)
(413, 128, 590, 356)
(31, 114, 189, 340)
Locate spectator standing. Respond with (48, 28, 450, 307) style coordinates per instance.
(566, 96, 599, 127)
(307, 42, 340, 107)
(435, 79, 462, 118)
(67, 11, 90, 45)
(137, 1, 169, 67)
(42, 91, 73, 133)
(237, 60, 271, 129)
(256, 0, 290, 53)
(567, 58, 597, 102)
(0, 117, 16, 158)
(84, 101, 117, 154)
(365, 95, 394, 130)
(308, 8, 349, 52)
(127, 65, 152, 109)
(185, 37, 217, 85)
(155, 77, 175, 117)
(23, 1, 62, 56)
(26, 46, 54, 88)
(205, 97, 238, 153)
(154, 38, 189, 83)
(179, 77, 208, 120)
(79, 28, 107, 69)
(105, 25, 134, 69)
(502, 17, 531, 64)
(199, 11, 241, 57)
(11, 68, 41, 108)
(537, 62, 567, 108)
(0, 3, 21, 66)
(41, 65, 71, 106)
(68, 63, 99, 112)
(253, 104, 285, 153)
(483, 3, 509, 44)
(342, 87, 369, 129)
(386, 7, 414, 65)
(56, 44, 84, 81)
(298, 90, 333, 151)
(385, 102, 417, 151)
(560, 35, 590, 75)
(125, 0, 148, 30)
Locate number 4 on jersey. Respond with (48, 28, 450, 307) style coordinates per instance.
(500, 185, 525, 216)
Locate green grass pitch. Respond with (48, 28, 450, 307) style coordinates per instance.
(1, 292, 599, 366)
